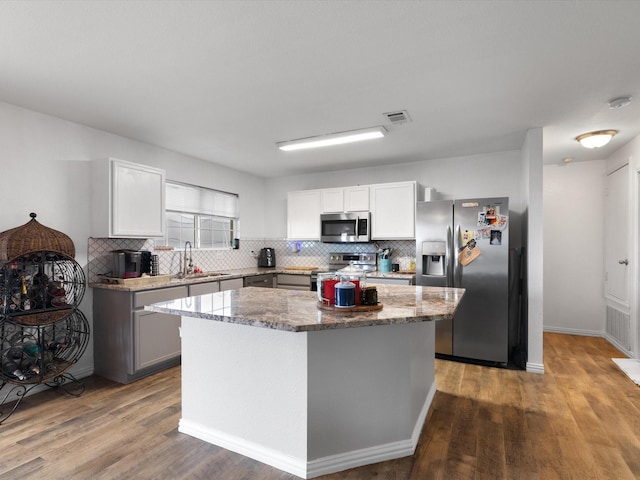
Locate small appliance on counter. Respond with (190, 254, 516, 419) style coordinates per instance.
(258, 247, 276, 268)
(111, 249, 153, 278)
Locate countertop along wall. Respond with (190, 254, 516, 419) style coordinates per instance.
(0, 100, 267, 381)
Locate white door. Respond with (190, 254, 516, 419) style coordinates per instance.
(605, 164, 629, 303)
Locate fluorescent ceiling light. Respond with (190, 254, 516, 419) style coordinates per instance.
(575, 130, 617, 149)
(277, 126, 387, 151)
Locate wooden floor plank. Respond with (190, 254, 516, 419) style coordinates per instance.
(1, 333, 639, 479)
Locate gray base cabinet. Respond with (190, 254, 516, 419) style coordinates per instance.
(93, 278, 245, 384)
(133, 309, 182, 371)
(276, 274, 311, 290)
(93, 285, 188, 384)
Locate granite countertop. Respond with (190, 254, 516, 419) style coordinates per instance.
(89, 267, 316, 291)
(89, 267, 417, 291)
(145, 284, 464, 332)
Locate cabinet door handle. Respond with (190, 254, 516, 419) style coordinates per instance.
(618, 259, 629, 265)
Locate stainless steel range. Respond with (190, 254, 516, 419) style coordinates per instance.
(328, 252, 377, 272)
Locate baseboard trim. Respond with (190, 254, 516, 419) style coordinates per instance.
(179, 419, 307, 478)
(526, 362, 545, 374)
(542, 328, 634, 358)
(543, 326, 603, 337)
(307, 381, 437, 478)
(604, 333, 633, 357)
(306, 438, 415, 479)
(179, 381, 438, 479)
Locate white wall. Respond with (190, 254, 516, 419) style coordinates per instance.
(264, 150, 524, 246)
(0, 101, 266, 379)
(543, 160, 606, 336)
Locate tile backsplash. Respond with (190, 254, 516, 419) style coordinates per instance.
(87, 237, 416, 283)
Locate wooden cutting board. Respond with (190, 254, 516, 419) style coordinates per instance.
(284, 266, 319, 271)
(101, 275, 172, 285)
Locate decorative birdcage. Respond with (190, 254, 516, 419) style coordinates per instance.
(0, 212, 75, 262)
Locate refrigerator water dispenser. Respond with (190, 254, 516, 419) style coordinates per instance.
(422, 241, 446, 276)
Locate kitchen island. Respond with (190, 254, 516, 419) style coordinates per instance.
(146, 285, 464, 479)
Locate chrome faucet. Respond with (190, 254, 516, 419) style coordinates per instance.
(183, 241, 193, 276)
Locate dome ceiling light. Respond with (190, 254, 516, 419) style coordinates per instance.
(575, 130, 618, 149)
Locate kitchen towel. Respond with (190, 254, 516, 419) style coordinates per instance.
(612, 358, 640, 386)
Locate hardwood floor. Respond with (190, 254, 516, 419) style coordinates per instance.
(0, 332, 639, 479)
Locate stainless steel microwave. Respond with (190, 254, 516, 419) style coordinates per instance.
(320, 212, 371, 243)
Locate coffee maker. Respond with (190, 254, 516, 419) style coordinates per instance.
(258, 248, 276, 268)
(112, 250, 152, 278)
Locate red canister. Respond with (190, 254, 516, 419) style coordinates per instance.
(324, 279, 339, 305)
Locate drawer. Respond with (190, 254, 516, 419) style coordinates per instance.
(276, 274, 311, 288)
(277, 284, 310, 291)
(133, 285, 189, 308)
(189, 281, 220, 296)
(221, 278, 244, 291)
(366, 277, 414, 285)
(244, 274, 275, 288)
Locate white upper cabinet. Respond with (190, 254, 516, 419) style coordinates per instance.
(321, 188, 345, 213)
(287, 189, 322, 240)
(320, 186, 370, 213)
(370, 181, 418, 240)
(91, 158, 166, 238)
(344, 186, 369, 212)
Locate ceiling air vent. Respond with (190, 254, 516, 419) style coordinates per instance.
(383, 110, 412, 125)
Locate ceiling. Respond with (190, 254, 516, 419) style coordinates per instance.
(1, 1, 639, 178)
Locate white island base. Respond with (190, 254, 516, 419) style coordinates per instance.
(179, 316, 436, 479)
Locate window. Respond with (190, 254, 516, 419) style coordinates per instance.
(165, 181, 238, 249)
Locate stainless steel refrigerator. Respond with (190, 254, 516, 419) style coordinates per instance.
(416, 197, 509, 363)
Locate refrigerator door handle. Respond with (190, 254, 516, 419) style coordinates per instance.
(453, 224, 462, 287)
(446, 225, 454, 287)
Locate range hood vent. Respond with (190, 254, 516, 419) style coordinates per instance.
(383, 110, 412, 124)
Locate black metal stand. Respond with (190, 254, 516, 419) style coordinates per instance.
(0, 252, 90, 425)
(0, 372, 86, 424)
